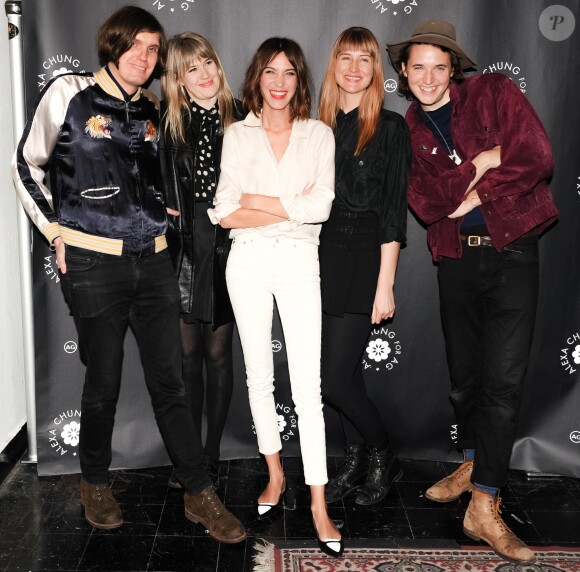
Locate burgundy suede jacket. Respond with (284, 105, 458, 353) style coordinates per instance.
(405, 73, 558, 261)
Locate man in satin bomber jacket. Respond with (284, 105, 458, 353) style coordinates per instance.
(12, 5, 246, 544)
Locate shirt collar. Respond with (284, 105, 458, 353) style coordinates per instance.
(94, 66, 142, 102)
(243, 111, 308, 138)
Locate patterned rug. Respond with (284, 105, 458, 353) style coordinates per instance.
(252, 541, 580, 572)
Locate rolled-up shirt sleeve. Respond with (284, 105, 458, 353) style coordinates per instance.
(208, 126, 241, 225)
(279, 122, 335, 225)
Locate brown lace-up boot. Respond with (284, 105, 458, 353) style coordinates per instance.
(463, 488, 536, 564)
(184, 486, 246, 543)
(425, 460, 473, 502)
(80, 478, 123, 529)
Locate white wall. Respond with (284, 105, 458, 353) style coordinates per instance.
(0, 13, 27, 452)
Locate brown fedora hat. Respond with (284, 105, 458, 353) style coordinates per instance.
(386, 19, 476, 71)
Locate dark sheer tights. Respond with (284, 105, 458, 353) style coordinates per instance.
(321, 312, 388, 448)
(180, 320, 234, 461)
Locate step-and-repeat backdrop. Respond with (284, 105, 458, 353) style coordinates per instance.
(16, 0, 579, 477)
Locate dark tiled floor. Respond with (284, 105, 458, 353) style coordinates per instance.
(0, 456, 579, 571)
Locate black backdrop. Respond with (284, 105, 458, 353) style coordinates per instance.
(18, 0, 580, 478)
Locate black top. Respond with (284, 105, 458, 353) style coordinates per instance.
(189, 100, 220, 202)
(158, 99, 245, 326)
(420, 101, 486, 232)
(334, 107, 411, 244)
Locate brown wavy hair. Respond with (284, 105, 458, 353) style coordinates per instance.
(319, 27, 384, 156)
(161, 32, 237, 144)
(394, 43, 464, 102)
(97, 5, 167, 70)
(242, 37, 311, 122)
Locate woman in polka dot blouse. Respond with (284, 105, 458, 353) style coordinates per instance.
(158, 32, 245, 488)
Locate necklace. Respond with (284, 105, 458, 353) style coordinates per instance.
(422, 110, 462, 165)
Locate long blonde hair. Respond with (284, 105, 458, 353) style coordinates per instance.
(162, 32, 236, 144)
(319, 27, 384, 156)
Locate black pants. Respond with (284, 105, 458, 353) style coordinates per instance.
(321, 312, 387, 448)
(437, 236, 539, 488)
(61, 246, 210, 494)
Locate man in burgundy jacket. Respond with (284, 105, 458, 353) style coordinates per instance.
(387, 20, 558, 564)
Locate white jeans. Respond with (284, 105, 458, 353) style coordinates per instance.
(226, 234, 327, 485)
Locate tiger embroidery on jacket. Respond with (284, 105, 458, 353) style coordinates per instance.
(85, 115, 112, 139)
(144, 120, 157, 142)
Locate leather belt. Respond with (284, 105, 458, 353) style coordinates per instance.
(460, 235, 493, 247)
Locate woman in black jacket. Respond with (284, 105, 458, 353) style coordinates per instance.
(318, 27, 411, 505)
(159, 32, 243, 487)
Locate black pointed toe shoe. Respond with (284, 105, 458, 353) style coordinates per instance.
(313, 518, 344, 557)
(257, 479, 286, 519)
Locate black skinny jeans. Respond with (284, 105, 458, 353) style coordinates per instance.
(438, 236, 539, 488)
(61, 246, 210, 494)
(321, 312, 388, 448)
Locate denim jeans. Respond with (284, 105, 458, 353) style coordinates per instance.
(61, 246, 210, 493)
(437, 236, 539, 488)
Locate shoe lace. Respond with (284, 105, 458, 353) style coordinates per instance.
(492, 495, 512, 535)
(449, 461, 472, 481)
(369, 450, 387, 470)
(334, 448, 362, 481)
(94, 484, 114, 503)
(202, 488, 224, 517)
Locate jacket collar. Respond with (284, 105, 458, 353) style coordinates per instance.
(243, 111, 308, 138)
(94, 67, 142, 102)
(407, 81, 465, 132)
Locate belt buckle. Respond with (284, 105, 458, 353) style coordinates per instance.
(467, 235, 481, 247)
(344, 225, 354, 234)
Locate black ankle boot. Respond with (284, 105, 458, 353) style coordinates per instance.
(354, 446, 402, 506)
(325, 443, 368, 503)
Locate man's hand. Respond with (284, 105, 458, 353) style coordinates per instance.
(166, 207, 180, 216)
(448, 190, 482, 219)
(472, 145, 501, 173)
(53, 237, 66, 274)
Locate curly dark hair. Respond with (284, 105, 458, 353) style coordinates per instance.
(393, 42, 464, 102)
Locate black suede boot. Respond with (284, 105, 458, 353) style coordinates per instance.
(325, 443, 368, 503)
(354, 445, 403, 505)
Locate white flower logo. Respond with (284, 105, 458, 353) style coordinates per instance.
(52, 66, 73, 78)
(366, 339, 392, 362)
(277, 415, 287, 433)
(61, 421, 80, 447)
(572, 345, 580, 364)
(387, 0, 405, 4)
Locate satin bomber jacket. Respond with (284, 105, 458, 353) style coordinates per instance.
(405, 73, 558, 261)
(12, 68, 168, 257)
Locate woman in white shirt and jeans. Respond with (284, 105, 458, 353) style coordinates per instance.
(208, 37, 342, 557)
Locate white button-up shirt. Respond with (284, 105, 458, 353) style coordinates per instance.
(208, 112, 335, 245)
